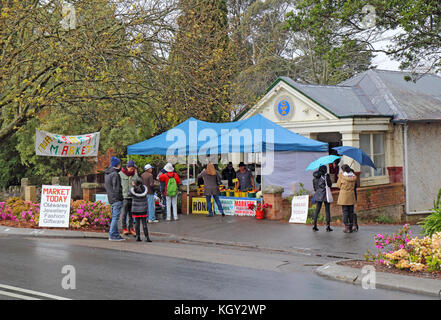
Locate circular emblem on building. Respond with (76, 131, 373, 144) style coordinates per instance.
(274, 96, 294, 120)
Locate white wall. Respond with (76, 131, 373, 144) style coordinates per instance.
(406, 123, 441, 212)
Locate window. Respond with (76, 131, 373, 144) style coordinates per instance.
(359, 133, 386, 178)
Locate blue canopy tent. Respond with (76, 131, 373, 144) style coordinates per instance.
(128, 114, 328, 201)
(128, 114, 327, 155)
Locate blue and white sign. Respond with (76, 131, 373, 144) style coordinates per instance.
(278, 100, 291, 117)
(274, 96, 294, 120)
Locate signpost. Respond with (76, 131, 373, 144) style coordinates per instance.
(39, 186, 72, 228)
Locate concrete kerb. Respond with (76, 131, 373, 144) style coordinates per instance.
(316, 261, 441, 298)
(0, 225, 174, 240)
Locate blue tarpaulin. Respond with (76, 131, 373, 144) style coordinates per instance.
(127, 114, 327, 155)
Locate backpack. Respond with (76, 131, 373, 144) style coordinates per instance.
(166, 174, 178, 197)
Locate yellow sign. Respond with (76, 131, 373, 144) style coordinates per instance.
(192, 197, 213, 215)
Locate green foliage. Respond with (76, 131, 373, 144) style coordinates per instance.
(0, 134, 31, 188)
(419, 188, 441, 237)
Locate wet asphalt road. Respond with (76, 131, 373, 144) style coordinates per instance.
(0, 236, 433, 300)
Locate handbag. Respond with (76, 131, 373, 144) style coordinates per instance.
(325, 175, 333, 203)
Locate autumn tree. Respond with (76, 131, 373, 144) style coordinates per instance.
(0, 0, 177, 180)
(159, 0, 240, 125)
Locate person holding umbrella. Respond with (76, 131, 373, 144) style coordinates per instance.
(312, 165, 333, 232)
(337, 164, 358, 233)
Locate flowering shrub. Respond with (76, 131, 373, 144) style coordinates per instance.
(1, 198, 39, 223)
(365, 224, 441, 273)
(0, 198, 111, 231)
(70, 200, 111, 230)
(0, 202, 18, 222)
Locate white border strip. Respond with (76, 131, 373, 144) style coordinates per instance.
(0, 284, 71, 300)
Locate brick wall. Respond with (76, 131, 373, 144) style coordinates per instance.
(279, 183, 405, 221)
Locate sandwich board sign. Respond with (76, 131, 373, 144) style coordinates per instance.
(289, 195, 309, 224)
(39, 186, 72, 228)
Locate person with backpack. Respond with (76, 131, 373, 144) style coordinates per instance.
(159, 163, 181, 221)
(129, 178, 152, 242)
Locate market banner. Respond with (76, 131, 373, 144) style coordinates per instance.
(35, 130, 100, 157)
(192, 197, 259, 216)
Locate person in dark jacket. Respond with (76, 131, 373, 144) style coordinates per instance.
(104, 157, 125, 241)
(221, 162, 236, 189)
(130, 178, 152, 242)
(312, 165, 333, 232)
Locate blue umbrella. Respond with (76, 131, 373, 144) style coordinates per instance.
(305, 155, 341, 171)
(333, 146, 376, 169)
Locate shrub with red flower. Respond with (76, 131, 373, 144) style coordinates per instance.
(248, 202, 272, 212)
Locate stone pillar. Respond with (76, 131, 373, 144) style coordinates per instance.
(24, 186, 37, 203)
(52, 176, 69, 186)
(81, 183, 100, 202)
(20, 178, 37, 200)
(262, 185, 284, 220)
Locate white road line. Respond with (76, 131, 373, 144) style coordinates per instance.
(0, 289, 41, 300)
(0, 284, 71, 300)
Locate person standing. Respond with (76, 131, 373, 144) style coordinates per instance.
(221, 162, 236, 189)
(119, 159, 139, 236)
(235, 162, 255, 192)
(312, 165, 333, 232)
(104, 157, 125, 241)
(157, 165, 168, 218)
(142, 164, 158, 223)
(159, 163, 181, 221)
(130, 178, 152, 242)
(337, 164, 358, 233)
(198, 163, 225, 217)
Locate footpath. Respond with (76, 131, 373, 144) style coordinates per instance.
(1, 214, 440, 298)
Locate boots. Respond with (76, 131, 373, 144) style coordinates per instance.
(143, 225, 152, 243)
(353, 213, 359, 232)
(312, 223, 319, 232)
(343, 225, 352, 233)
(326, 225, 333, 232)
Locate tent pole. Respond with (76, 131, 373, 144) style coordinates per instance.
(187, 156, 190, 215)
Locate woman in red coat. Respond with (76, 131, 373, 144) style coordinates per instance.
(159, 163, 181, 221)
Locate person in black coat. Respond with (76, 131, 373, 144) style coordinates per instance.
(312, 165, 333, 232)
(129, 178, 152, 242)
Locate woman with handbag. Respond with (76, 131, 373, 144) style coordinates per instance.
(337, 164, 358, 233)
(197, 163, 225, 217)
(312, 165, 333, 232)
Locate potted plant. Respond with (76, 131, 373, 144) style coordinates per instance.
(248, 202, 272, 220)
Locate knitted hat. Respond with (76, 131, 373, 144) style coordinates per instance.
(127, 160, 137, 168)
(110, 157, 121, 167)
